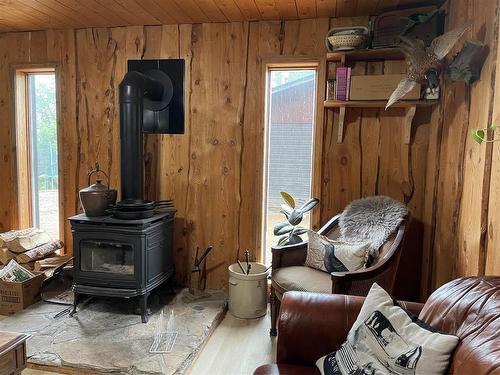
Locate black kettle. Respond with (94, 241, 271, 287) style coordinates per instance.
(79, 163, 117, 217)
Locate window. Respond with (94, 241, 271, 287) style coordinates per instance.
(15, 68, 60, 239)
(262, 67, 318, 264)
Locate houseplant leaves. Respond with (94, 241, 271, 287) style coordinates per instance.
(273, 223, 294, 235)
(300, 198, 320, 212)
(288, 209, 303, 226)
(280, 191, 295, 208)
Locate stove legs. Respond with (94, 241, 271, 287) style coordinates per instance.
(70, 293, 80, 317)
(141, 292, 150, 323)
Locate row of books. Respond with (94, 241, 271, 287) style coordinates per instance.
(327, 67, 352, 101)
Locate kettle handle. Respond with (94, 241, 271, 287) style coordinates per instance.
(87, 162, 110, 188)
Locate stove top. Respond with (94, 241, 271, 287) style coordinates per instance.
(69, 210, 175, 226)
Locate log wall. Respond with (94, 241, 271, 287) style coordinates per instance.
(0, 0, 498, 298)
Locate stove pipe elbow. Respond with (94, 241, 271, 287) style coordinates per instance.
(119, 71, 164, 103)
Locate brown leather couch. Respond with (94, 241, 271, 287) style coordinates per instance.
(255, 276, 500, 375)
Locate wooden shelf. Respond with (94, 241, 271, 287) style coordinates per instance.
(324, 100, 438, 108)
(324, 100, 438, 144)
(326, 48, 404, 62)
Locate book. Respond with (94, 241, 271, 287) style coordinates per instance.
(327, 78, 336, 100)
(335, 67, 351, 101)
(346, 67, 352, 100)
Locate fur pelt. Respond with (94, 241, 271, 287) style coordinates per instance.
(339, 196, 408, 258)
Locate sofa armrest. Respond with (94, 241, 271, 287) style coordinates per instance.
(271, 242, 307, 269)
(276, 291, 424, 366)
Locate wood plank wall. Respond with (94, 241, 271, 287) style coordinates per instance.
(426, 0, 500, 293)
(0, 0, 498, 299)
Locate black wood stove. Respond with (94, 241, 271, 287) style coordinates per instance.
(70, 59, 184, 323)
(69, 212, 174, 322)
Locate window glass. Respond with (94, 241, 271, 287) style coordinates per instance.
(28, 73, 59, 239)
(263, 69, 317, 263)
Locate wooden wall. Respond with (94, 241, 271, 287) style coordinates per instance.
(0, 19, 331, 290)
(426, 0, 500, 290)
(0, 0, 499, 299)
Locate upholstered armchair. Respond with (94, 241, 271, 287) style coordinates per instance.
(269, 213, 407, 336)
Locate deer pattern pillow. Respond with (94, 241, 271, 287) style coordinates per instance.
(316, 283, 459, 375)
(305, 230, 370, 273)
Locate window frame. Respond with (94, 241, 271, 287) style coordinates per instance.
(11, 64, 63, 240)
(260, 59, 325, 263)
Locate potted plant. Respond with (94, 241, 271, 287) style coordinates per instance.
(273, 192, 319, 246)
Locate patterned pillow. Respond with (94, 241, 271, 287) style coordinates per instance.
(316, 283, 459, 375)
(306, 231, 370, 273)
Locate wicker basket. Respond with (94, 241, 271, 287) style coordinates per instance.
(326, 26, 369, 52)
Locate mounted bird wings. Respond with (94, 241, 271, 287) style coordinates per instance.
(385, 21, 472, 109)
(431, 20, 472, 59)
(399, 36, 427, 71)
(386, 78, 417, 109)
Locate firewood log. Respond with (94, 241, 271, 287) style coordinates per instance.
(0, 247, 16, 265)
(16, 241, 64, 264)
(0, 228, 37, 247)
(34, 255, 71, 271)
(1, 228, 52, 254)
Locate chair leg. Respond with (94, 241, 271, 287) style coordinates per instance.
(270, 288, 280, 336)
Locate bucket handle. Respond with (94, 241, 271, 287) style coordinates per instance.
(88, 162, 110, 188)
(228, 280, 238, 286)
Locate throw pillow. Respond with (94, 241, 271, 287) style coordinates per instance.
(306, 231, 370, 273)
(316, 283, 459, 375)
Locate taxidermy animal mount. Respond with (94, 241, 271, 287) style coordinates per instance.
(386, 20, 472, 109)
(447, 40, 489, 85)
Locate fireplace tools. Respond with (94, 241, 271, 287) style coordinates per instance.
(189, 246, 214, 293)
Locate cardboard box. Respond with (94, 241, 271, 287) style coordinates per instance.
(349, 74, 421, 101)
(0, 273, 44, 315)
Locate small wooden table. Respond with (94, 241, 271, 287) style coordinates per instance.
(0, 331, 29, 375)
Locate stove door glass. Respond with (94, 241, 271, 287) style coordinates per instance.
(80, 240, 134, 275)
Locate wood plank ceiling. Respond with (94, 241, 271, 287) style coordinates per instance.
(0, 0, 436, 32)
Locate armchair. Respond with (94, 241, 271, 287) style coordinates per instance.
(269, 214, 407, 336)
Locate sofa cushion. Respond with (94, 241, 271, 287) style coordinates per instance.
(272, 266, 331, 295)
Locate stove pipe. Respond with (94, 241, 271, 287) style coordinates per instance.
(119, 71, 164, 201)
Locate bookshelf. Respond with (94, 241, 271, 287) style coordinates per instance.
(325, 48, 439, 144)
(323, 100, 437, 108)
(326, 48, 404, 63)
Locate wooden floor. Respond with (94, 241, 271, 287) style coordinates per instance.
(188, 310, 276, 375)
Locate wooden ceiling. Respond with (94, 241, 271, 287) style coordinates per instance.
(0, 0, 438, 32)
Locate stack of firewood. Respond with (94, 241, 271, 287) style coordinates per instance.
(0, 228, 65, 271)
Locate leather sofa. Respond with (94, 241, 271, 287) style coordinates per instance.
(254, 276, 500, 375)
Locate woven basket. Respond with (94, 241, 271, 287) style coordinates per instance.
(326, 26, 369, 52)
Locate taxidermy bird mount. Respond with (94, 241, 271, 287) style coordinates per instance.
(386, 20, 472, 109)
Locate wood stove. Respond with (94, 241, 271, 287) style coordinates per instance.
(69, 59, 184, 323)
(69, 211, 175, 322)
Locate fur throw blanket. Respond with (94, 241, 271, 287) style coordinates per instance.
(339, 196, 408, 258)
